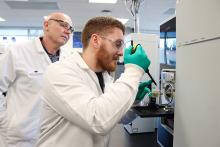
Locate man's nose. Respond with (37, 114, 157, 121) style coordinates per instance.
(117, 48, 123, 56)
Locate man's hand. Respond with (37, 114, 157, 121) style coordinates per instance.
(135, 80, 152, 101)
(124, 45, 150, 72)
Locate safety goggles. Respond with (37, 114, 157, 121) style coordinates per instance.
(99, 36, 125, 50)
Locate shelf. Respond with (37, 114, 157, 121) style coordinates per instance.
(132, 105, 174, 118)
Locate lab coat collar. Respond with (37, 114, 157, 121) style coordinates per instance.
(73, 51, 91, 70)
(72, 51, 113, 77)
(34, 37, 46, 54)
(72, 51, 114, 85)
(34, 37, 54, 64)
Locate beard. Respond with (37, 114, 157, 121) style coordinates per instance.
(96, 43, 118, 72)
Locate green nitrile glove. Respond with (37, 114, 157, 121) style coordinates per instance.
(135, 80, 152, 101)
(124, 45, 151, 72)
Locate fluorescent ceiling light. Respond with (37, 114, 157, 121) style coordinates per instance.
(6, 0, 29, 1)
(89, 0, 117, 4)
(0, 17, 6, 22)
(117, 18, 128, 24)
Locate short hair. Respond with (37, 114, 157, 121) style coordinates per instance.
(81, 16, 125, 49)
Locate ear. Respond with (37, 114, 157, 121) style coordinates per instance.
(90, 34, 100, 49)
(43, 21, 49, 31)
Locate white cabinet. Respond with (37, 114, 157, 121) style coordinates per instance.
(174, 0, 220, 147)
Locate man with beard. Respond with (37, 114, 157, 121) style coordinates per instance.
(0, 12, 73, 147)
(36, 16, 151, 147)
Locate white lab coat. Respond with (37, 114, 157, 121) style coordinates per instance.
(0, 38, 65, 147)
(37, 51, 144, 147)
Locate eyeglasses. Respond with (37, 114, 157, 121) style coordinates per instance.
(49, 18, 74, 33)
(100, 36, 125, 50)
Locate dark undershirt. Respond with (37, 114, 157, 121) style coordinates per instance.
(95, 72, 105, 93)
(40, 37, 60, 63)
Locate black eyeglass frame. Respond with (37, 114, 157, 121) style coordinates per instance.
(49, 18, 74, 33)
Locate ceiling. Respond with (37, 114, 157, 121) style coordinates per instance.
(0, 0, 176, 32)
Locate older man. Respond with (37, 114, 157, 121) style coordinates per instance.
(0, 12, 73, 147)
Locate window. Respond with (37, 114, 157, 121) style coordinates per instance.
(160, 32, 176, 66)
(160, 17, 176, 67)
(0, 28, 43, 43)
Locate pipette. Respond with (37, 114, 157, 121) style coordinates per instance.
(130, 40, 157, 86)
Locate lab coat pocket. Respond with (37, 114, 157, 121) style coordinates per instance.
(27, 70, 44, 93)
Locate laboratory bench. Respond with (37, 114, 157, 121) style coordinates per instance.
(132, 105, 174, 118)
(132, 105, 174, 147)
